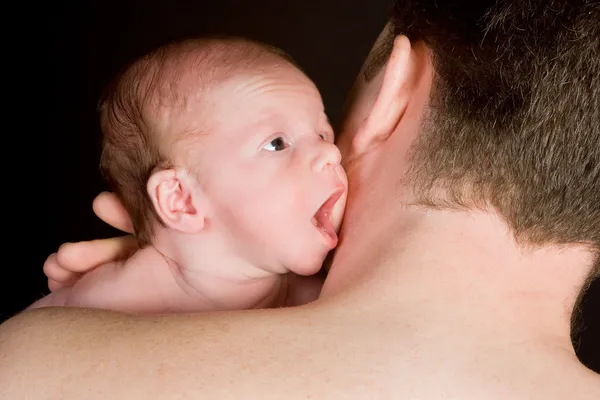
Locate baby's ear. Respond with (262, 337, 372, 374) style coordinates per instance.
(147, 169, 207, 234)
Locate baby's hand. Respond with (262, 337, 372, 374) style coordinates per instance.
(44, 236, 138, 291)
(44, 191, 138, 292)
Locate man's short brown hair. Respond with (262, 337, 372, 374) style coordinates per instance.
(368, 1, 600, 281)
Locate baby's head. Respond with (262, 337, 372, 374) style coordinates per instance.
(99, 36, 347, 276)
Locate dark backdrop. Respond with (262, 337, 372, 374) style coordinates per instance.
(11, 0, 598, 372)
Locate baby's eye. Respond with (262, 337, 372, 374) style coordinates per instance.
(318, 132, 333, 142)
(263, 137, 288, 151)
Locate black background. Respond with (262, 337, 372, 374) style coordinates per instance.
(11, 0, 598, 372)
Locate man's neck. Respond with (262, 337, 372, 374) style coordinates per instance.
(322, 206, 594, 355)
(127, 232, 287, 311)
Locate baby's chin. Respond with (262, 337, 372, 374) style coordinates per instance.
(288, 253, 329, 277)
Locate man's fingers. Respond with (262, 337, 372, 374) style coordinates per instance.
(92, 191, 135, 234)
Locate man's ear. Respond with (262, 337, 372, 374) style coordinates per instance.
(353, 35, 413, 155)
(147, 169, 207, 234)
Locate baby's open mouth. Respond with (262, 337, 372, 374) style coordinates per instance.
(311, 187, 345, 246)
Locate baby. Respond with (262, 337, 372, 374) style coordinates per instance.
(30, 36, 347, 313)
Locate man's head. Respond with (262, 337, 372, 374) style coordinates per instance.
(337, 1, 599, 281)
(99, 36, 347, 275)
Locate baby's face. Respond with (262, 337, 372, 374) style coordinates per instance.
(187, 65, 347, 276)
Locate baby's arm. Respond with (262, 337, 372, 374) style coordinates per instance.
(28, 261, 146, 312)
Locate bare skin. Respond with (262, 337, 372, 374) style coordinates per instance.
(28, 246, 323, 312)
(1, 32, 598, 400)
(29, 53, 346, 314)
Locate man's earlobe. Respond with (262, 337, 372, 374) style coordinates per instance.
(147, 169, 206, 234)
(353, 35, 413, 155)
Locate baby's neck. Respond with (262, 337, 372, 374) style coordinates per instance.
(123, 245, 287, 312)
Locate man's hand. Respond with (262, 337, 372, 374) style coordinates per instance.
(44, 192, 139, 292)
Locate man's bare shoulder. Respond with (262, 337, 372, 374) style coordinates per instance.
(461, 345, 600, 400)
(534, 358, 600, 400)
(1, 300, 598, 400)
(571, 362, 600, 400)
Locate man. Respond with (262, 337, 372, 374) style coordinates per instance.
(2, 1, 599, 398)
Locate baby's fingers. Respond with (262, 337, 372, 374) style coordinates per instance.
(43, 253, 82, 292)
(56, 236, 139, 272)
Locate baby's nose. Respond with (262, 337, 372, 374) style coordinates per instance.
(312, 141, 342, 172)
